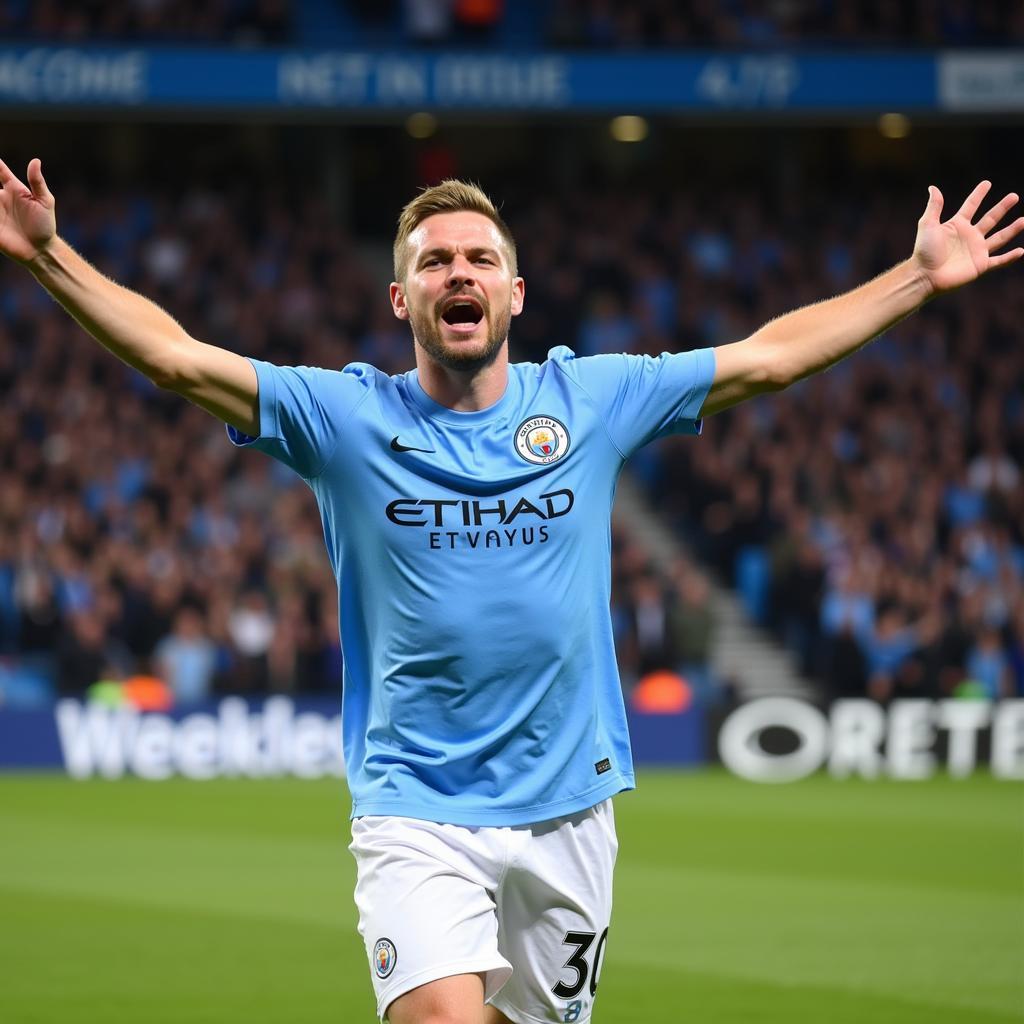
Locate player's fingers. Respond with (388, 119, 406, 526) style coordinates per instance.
(0, 156, 26, 189)
(26, 158, 53, 203)
(956, 180, 991, 222)
(921, 185, 943, 223)
(975, 192, 1019, 236)
(985, 217, 1024, 253)
(987, 246, 1024, 269)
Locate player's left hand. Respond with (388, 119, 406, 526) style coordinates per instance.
(913, 181, 1023, 295)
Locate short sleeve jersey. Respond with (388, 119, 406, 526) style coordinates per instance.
(229, 345, 715, 826)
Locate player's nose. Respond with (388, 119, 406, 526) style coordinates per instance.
(445, 255, 477, 290)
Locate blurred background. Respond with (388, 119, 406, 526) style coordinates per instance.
(1, 5, 1022, 1024)
(1, 1, 1022, 731)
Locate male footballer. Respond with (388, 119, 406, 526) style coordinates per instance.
(0, 156, 1020, 1024)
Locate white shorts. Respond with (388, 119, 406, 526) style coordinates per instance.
(349, 800, 618, 1024)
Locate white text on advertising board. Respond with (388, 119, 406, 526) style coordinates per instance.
(0, 49, 146, 102)
(56, 697, 344, 780)
(718, 698, 1024, 782)
(278, 54, 569, 107)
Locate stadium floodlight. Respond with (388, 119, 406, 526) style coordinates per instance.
(609, 115, 648, 143)
(878, 112, 912, 138)
(406, 112, 439, 139)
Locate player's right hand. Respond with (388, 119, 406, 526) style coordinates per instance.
(0, 157, 56, 265)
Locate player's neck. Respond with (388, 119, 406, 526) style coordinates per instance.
(416, 348, 510, 412)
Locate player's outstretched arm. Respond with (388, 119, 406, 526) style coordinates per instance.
(700, 180, 1023, 417)
(0, 157, 259, 435)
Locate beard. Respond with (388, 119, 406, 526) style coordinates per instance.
(410, 290, 512, 373)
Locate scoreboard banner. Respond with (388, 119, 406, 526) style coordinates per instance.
(0, 47, 1020, 112)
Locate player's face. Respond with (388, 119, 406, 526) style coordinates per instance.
(391, 212, 524, 372)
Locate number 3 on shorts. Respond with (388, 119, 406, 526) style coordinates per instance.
(552, 927, 610, 1010)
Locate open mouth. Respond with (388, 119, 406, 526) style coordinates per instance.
(440, 297, 485, 328)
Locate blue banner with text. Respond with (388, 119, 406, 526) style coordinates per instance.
(0, 47, 1020, 112)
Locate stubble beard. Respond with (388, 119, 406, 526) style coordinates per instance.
(410, 294, 512, 373)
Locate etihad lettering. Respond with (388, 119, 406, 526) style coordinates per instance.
(386, 489, 574, 528)
(430, 526, 549, 550)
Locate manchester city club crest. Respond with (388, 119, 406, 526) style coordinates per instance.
(373, 937, 397, 979)
(514, 415, 571, 465)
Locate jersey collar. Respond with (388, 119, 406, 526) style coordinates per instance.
(407, 364, 521, 426)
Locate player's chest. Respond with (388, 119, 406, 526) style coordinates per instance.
(320, 409, 616, 556)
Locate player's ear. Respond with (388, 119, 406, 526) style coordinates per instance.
(390, 282, 410, 321)
(511, 276, 525, 317)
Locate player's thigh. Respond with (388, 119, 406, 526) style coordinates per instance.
(482, 1003, 515, 1024)
(386, 972, 487, 1024)
(350, 816, 513, 1021)
(492, 800, 618, 1024)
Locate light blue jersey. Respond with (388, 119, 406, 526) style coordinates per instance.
(228, 345, 715, 826)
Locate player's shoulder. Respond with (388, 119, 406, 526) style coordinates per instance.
(256, 358, 381, 392)
(343, 360, 427, 393)
(523, 346, 635, 390)
(506, 348, 643, 424)
(511, 346, 624, 379)
(333, 360, 385, 386)
(291, 359, 393, 404)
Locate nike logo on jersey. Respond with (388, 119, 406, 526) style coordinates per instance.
(390, 436, 436, 454)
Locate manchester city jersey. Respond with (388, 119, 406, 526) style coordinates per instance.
(228, 345, 715, 826)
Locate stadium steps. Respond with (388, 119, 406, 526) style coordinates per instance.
(615, 473, 817, 702)
(706, 591, 818, 701)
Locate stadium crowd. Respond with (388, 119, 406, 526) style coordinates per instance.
(0, 0, 290, 44)
(0, 170, 1021, 707)
(546, 0, 1024, 49)
(512, 180, 1023, 701)
(5, 0, 1021, 48)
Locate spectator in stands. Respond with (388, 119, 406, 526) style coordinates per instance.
(966, 626, 1013, 700)
(56, 608, 131, 696)
(154, 606, 218, 707)
(403, 0, 453, 44)
(226, 589, 276, 693)
(665, 563, 720, 707)
(453, 0, 503, 43)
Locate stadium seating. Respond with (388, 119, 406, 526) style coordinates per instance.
(1, 168, 1020, 706)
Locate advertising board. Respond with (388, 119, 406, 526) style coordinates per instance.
(1, 47, 1019, 112)
(716, 698, 1024, 783)
(0, 697, 706, 778)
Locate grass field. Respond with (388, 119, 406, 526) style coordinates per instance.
(1, 771, 1021, 1023)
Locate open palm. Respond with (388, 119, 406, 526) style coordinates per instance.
(0, 157, 56, 265)
(914, 181, 1023, 294)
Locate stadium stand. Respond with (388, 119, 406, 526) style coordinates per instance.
(0, 0, 291, 44)
(544, 0, 1024, 49)
(0, 0, 1021, 710)
(4, 0, 1021, 48)
(1, 156, 1021, 708)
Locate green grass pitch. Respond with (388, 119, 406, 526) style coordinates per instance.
(1, 771, 1021, 1023)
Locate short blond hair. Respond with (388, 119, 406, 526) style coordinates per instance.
(393, 179, 518, 282)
